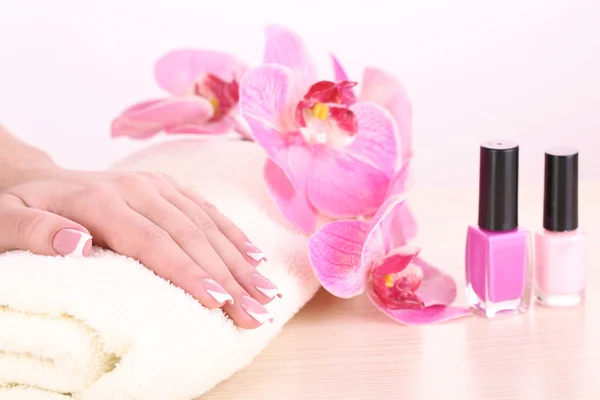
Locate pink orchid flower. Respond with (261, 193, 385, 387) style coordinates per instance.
(240, 25, 410, 233)
(308, 169, 471, 325)
(111, 49, 252, 139)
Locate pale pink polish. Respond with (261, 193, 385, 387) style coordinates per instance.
(465, 141, 531, 318)
(251, 274, 282, 299)
(240, 296, 273, 324)
(243, 242, 267, 264)
(534, 148, 586, 307)
(52, 228, 93, 257)
(202, 279, 234, 305)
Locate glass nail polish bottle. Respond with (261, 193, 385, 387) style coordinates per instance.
(534, 148, 586, 307)
(465, 140, 531, 318)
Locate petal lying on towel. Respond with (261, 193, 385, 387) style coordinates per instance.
(110, 97, 214, 139)
(308, 219, 371, 298)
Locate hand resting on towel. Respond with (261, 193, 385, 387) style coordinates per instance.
(0, 123, 280, 329)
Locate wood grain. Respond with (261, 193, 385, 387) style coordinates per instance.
(202, 182, 600, 400)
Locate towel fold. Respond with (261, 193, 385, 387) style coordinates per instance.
(0, 138, 320, 399)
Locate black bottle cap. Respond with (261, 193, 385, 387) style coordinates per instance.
(543, 147, 578, 232)
(477, 140, 519, 231)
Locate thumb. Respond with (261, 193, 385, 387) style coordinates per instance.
(0, 194, 93, 257)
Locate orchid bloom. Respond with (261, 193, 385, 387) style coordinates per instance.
(239, 25, 409, 233)
(308, 170, 471, 324)
(111, 50, 252, 139)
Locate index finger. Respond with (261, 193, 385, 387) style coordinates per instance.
(175, 184, 267, 266)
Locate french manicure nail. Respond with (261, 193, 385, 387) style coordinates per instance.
(251, 274, 283, 299)
(241, 296, 273, 324)
(52, 228, 92, 257)
(203, 279, 234, 305)
(243, 242, 267, 263)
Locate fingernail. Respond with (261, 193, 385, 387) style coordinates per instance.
(52, 228, 92, 257)
(241, 296, 273, 324)
(251, 274, 283, 299)
(203, 279, 234, 305)
(243, 242, 267, 264)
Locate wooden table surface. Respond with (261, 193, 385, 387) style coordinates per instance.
(203, 182, 600, 400)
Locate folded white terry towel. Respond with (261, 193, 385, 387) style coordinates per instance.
(0, 138, 320, 399)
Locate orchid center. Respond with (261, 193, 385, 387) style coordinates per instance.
(372, 262, 425, 310)
(208, 97, 220, 112)
(311, 102, 329, 120)
(295, 80, 359, 147)
(193, 74, 239, 122)
(391, 263, 424, 292)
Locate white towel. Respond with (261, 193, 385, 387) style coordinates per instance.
(0, 138, 320, 400)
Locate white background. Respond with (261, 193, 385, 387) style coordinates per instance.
(0, 0, 598, 187)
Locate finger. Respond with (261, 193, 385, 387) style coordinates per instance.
(73, 198, 239, 308)
(128, 192, 274, 327)
(160, 188, 282, 303)
(188, 191, 268, 266)
(0, 194, 92, 257)
(164, 176, 267, 266)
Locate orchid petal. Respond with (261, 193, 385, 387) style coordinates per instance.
(380, 201, 418, 248)
(154, 49, 247, 96)
(384, 165, 414, 200)
(376, 167, 418, 247)
(371, 245, 421, 275)
(239, 64, 295, 159)
(347, 101, 399, 178)
(368, 291, 472, 325)
(360, 67, 413, 161)
(413, 257, 459, 307)
(263, 159, 317, 233)
(306, 102, 398, 218)
(330, 53, 350, 81)
(360, 176, 417, 284)
(365, 166, 415, 249)
(264, 25, 318, 92)
(308, 220, 371, 298)
(307, 148, 390, 218)
(330, 54, 357, 103)
(110, 97, 214, 139)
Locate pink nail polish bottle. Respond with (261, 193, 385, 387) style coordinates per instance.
(534, 148, 586, 307)
(465, 140, 531, 318)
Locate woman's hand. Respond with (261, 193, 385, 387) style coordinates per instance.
(0, 169, 281, 329)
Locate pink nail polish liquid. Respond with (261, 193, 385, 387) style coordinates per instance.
(465, 140, 531, 318)
(534, 148, 586, 307)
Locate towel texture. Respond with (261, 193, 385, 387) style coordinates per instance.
(0, 138, 320, 399)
